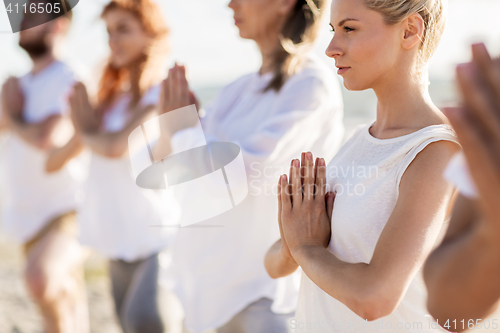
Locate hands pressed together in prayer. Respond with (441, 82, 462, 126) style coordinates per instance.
(159, 62, 199, 114)
(68, 82, 101, 137)
(443, 43, 500, 238)
(277, 152, 335, 262)
(1, 77, 24, 122)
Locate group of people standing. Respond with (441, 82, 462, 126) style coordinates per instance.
(0, 0, 499, 333)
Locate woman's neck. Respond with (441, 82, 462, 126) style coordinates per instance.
(126, 60, 147, 104)
(370, 70, 447, 138)
(31, 52, 56, 75)
(256, 35, 281, 75)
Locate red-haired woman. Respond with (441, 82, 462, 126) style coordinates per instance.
(48, 1, 179, 332)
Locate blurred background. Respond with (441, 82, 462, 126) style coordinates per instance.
(0, 0, 499, 332)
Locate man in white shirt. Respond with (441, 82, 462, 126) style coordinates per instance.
(424, 43, 500, 332)
(0, 2, 89, 332)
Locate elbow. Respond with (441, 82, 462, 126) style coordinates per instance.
(349, 287, 399, 321)
(36, 134, 55, 151)
(265, 264, 284, 280)
(104, 146, 125, 159)
(94, 137, 127, 159)
(264, 254, 282, 280)
(45, 163, 60, 174)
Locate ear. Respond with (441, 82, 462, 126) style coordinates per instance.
(51, 17, 71, 35)
(277, 0, 298, 16)
(401, 12, 425, 50)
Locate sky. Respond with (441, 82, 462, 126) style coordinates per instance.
(0, 0, 499, 89)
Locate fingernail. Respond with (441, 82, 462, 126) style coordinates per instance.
(294, 159, 300, 167)
(283, 174, 287, 181)
(306, 152, 312, 160)
(320, 158, 325, 166)
(472, 42, 487, 54)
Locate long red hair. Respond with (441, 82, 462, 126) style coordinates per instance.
(98, 0, 169, 111)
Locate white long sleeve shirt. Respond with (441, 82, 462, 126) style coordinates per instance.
(164, 54, 345, 332)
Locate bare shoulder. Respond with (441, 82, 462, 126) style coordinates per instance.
(401, 139, 461, 192)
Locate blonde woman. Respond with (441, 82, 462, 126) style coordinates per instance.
(266, 0, 461, 331)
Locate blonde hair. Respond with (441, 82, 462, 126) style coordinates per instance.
(265, 0, 327, 92)
(363, 0, 446, 76)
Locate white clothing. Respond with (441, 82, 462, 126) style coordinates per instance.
(166, 54, 345, 332)
(78, 85, 179, 262)
(1, 61, 85, 243)
(294, 122, 459, 332)
(444, 152, 478, 199)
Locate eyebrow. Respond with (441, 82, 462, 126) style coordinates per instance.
(330, 18, 359, 28)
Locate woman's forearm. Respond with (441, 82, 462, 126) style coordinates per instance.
(264, 239, 299, 279)
(292, 244, 390, 321)
(424, 224, 500, 327)
(82, 130, 128, 158)
(45, 135, 84, 173)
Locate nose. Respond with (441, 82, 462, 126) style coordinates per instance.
(228, 0, 236, 10)
(108, 33, 118, 49)
(325, 35, 343, 59)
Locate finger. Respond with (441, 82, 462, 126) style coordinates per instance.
(472, 43, 500, 113)
(180, 65, 189, 105)
(326, 191, 336, 221)
(189, 90, 199, 110)
(74, 83, 87, 120)
(301, 152, 306, 199)
(456, 63, 500, 146)
(291, 159, 302, 206)
(303, 152, 315, 202)
(168, 68, 176, 109)
(68, 90, 79, 125)
(162, 78, 170, 111)
(280, 174, 291, 211)
(288, 159, 294, 205)
(174, 65, 184, 106)
(277, 176, 282, 216)
(277, 177, 284, 232)
(315, 157, 327, 201)
(443, 107, 500, 206)
(158, 79, 166, 113)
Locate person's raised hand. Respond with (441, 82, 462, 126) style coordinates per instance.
(159, 63, 194, 114)
(443, 43, 500, 236)
(280, 152, 332, 258)
(1, 77, 24, 121)
(68, 82, 100, 134)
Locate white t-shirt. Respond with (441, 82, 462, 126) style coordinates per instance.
(78, 85, 179, 262)
(1, 61, 86, 243)
(165, 54, 345, 332)
(443, 152, 478, 199)
(293, 122, 458, 332)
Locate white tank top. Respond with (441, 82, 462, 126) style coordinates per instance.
(78, 86, 179, 262)
(294, 122, 458, 332)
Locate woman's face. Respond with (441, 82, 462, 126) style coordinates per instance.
(103, 8, 151, 68)
(228, 0, 293, 42)
(326, 0, 404, 91)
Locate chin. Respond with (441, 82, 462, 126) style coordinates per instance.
(110, 58, 128, 69)
(236, 28, 251, 40)
(342, 78, 371, 92)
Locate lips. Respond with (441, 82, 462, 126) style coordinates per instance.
(336, 66, 351, 75)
